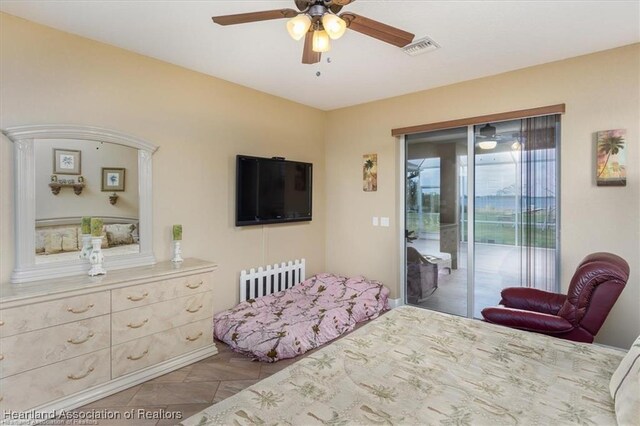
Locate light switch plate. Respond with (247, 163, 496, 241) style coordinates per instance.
(372, 216, 379, 226)
(381, 217, 390, 227)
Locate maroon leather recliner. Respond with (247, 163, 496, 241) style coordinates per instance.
(481, 252, 629, 343)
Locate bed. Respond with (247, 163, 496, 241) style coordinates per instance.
(35, 217, 139, 263)
(214, 273, 389, 362)
(185, 305, 628, 425)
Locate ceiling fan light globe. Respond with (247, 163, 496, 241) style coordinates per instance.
(478, 141, 498, 150)
(286, 14, 311, 41)
(322, 14, 347, 40)
(312, 30, 331, 52)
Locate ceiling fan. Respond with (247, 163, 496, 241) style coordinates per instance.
(476, 124, 523, 150)
(212, 0, 415, 64)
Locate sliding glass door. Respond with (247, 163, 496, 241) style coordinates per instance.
(404, 115, 560, 318)
(405, 128, 468, 316)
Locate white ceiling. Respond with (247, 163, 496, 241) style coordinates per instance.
(1, 1, 639, 110)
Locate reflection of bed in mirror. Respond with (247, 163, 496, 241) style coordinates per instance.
(4, 124, 157, 283)
(35, 216, 139, 264)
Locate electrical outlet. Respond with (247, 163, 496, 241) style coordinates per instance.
(380, 217, 390, 227)
(372, 216, 379, 226)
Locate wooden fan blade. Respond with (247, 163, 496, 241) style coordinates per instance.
(340, 12, 414, 47)
(212, 9, 298, 26)
(295, 0, 312, 11)
(329, 0, 354, 13)
(302, 31, 321, 64)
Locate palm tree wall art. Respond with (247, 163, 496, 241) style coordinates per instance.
(596, 129, 626, 186)
(363, 154, 378, 192)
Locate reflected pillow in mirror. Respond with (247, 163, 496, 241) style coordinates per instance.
(105, 224, 135, 246)
(35, 230, 46, 254)
(61, 227, 78, 252)
(44, 232, 63, 254)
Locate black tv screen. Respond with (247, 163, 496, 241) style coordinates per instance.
(236, 155, 312, 226)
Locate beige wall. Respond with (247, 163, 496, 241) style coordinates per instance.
(0, 13, 327, 315)
(1, 13, 638, 349)
(325, 44, 640, 349)
(35, 139, 139, 221)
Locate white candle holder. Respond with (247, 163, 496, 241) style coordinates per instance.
(172, 240, 184, 263)
(88, 236, 107, 276)
(79, 234, 92, 259)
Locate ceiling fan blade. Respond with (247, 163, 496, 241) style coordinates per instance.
(340, 12, 414, 48)
(328, 0, 354, 13)
(295, 0, 312, 11)
(212, 9, 298, 26)
(302, 31, 321, 64)
(332, 0, 355, 5)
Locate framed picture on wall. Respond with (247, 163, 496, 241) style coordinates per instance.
(101, 167, 126, 191)
(596, 129, 627, 186)
(53, 148, 81, 175)
(363, 153, 378, 192)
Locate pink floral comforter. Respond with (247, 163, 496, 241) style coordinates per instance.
(214, 273, 389, 362)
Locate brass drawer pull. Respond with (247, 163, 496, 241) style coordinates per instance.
(67, 332, 95, 345)
(186, 331, 203, 342)
(67, 304, 94, 314)
(186, 280, 204, 289)
(186, 304, 203, 313)
(127, 292, 149, 302)
(127, 349, 149, 361)
(68, 367, 94, 380)
(127, 319, 149, 329)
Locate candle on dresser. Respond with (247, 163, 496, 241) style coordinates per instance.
(90, 218, 104, 237)
(172, 224, 183, 263)
(79, 216, 93, 259)
(81, 217, 91, 235)
(172, 224, 183, 241)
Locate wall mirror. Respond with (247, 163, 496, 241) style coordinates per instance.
(3, 125, 158, 284)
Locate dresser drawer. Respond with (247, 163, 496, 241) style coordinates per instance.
(112, 318, 212, 378)
(0, 291, 110, 339)
(111, 272, 212, 312)
(0, 315, 110, 379)
(112, 292, 213, 345)
(0, 348, 110, 413)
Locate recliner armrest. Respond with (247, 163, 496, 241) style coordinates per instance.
(481, 306, 574, 334)
(500, 287, 566, 315)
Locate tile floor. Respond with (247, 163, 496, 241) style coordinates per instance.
(71, 341, 313, 425)
(408, 239, 556, 317)
(71, 319, 374, 426)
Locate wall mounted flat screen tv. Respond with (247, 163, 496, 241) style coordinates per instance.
(236, 155, 312, 226)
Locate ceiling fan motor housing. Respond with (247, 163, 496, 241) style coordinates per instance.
(309, 4, 328, 19)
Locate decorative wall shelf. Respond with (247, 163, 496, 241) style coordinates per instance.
(49, 182, 85, 195)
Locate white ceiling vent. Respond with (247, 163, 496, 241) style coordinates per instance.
(402, 37, 440, 56)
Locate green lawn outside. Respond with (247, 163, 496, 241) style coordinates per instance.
(406, 211, 556, 249)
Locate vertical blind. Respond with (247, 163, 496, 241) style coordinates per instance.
(519, 114, 559, 292)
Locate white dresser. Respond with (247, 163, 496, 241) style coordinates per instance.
(0, 259, 217, 418)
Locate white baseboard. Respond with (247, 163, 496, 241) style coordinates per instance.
(388, 298, 403, 309)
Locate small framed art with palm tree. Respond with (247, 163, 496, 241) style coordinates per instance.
(596, 129, 626, 187)
(363, 153, 378, 192)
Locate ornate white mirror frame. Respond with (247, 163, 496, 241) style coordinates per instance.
(2, 124, 158, 284)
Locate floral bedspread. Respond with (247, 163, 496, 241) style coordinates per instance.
(214, 273, 389, 362)
(187, 305, 624, 426)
